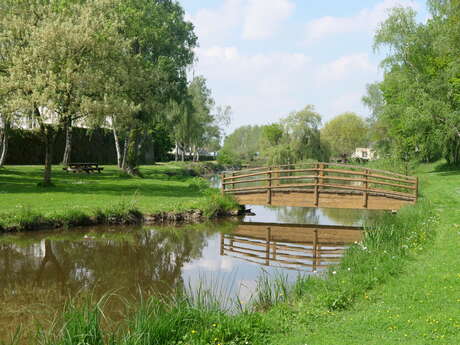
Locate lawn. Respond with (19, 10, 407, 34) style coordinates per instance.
(0, 164, 227, 229)
(266, 161, 460, 345)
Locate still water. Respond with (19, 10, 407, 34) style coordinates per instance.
(0, 205, 375, 340)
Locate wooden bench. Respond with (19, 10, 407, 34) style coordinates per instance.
(63, 163, 104, 174)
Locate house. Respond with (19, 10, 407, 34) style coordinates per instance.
(351, 147, 377, 161)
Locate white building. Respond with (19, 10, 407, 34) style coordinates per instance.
(351, 147, 377, 161)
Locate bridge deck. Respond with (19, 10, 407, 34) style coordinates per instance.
(222, 163, 417, 210)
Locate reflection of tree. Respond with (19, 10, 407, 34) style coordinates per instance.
(0, 228, 209, 299)
(321, 208, 381, 226)
(274, 207, 320, 224)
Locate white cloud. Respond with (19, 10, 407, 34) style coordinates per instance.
(304, 0, 419, 44)
(186, 0, 294, 46)
(315, 53, 377, 84)
(242, 0, 295, 40)
(194, 46, 313, 128)
(188, 0, 243, 47)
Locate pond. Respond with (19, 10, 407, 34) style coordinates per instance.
(0, 204, 379, 341)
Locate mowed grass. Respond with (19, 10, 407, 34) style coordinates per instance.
(0, 164, 224, 227)
(267, 161, 460, 345)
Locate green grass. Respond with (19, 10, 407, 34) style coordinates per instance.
(264, 161, 460, 345)
(0, 164, 238, 230)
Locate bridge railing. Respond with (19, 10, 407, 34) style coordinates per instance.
(221, 162, 418, 206)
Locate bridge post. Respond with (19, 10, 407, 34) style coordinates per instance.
(220, 233, 225, 256)
(221, 173, 225, 195)
(314, 163, 319, 206)
(363, 169, 369, 208)
(415, 176, 419, 202)
(267, 168, 272, 205)
(313, 229, 318, 272)
(265, 227, 271, 266)
(231, 171, 236, 190)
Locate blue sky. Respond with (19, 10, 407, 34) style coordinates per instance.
(178, 0, 428, 132)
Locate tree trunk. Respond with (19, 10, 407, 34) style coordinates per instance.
(62, 118, 72, 166)
(121, 136, 128, 170)
(180, 143, 185, 162)
(42, 125, 56, 186)
(0, 119, 9, 168)
(113, 125, 122, 168)
(175, 142, 179, 161)
(124, 126, 141, 176)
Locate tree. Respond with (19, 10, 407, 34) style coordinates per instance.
(373, 2, 460, 163)
(281, 105, 324, 162)
(262, 123, 283, 146)
(321, 112, 369, 157)
(2, 0, 134, 185)
(221, 125, 263, 163)
(362, 82, 390, 152)
(115, 0, 197, 174)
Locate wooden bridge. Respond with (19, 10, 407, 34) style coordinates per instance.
(221, 163, 418, 210)
(220, 222, 362, 271)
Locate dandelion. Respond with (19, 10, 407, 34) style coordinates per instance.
(191, 330, 197, 334)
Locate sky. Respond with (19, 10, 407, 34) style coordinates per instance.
(178, 0, 428, 133)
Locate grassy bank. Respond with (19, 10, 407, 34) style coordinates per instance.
(0, 163, 238, 232)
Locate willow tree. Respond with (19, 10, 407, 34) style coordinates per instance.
(281, 105, 324, 162)
(321, 112, 369, 157)
(3, 0, 134, 185)
(374, 2, 460, 163)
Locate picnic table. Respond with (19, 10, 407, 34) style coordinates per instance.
(63, 163, 104, 174)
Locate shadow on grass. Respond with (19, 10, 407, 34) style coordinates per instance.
(430, 162, 460, 176)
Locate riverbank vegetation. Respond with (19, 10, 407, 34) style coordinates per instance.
(0, 163, 238, 232)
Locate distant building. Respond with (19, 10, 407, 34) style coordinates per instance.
(351, 147, 377, 161)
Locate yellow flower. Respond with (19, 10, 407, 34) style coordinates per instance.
(191, 330, 197, 334)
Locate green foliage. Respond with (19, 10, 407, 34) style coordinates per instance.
(216, 149, 242, 166)
(281, 105, 324, 162)
(220, 125, 263, 163)
(372, 3, 460, 164)
(321, 112, 369, 157)
(187, 177, 210, 192)
(262, 124, 283, 146)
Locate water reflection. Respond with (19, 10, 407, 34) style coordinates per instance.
(243, 204, 380, 226)
(221, 222, 362, 272)
(0, 204, 370, 341)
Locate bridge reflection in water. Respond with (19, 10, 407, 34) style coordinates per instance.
(221, 222, 363, 272)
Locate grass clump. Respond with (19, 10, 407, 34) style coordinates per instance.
(200, 191, 240, 218)
(94, 200, 143, 225)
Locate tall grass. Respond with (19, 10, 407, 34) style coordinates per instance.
(39, 293, 271, 345)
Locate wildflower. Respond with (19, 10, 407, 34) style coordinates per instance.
(191, 330, 197, 334)
(332, 271, 337, 275)
(347, 267, 351, 271)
